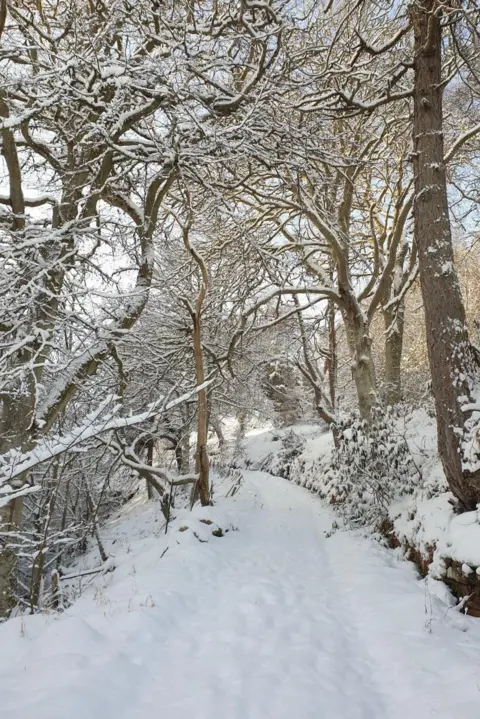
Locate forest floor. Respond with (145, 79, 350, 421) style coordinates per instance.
(1, 470, 480, 718)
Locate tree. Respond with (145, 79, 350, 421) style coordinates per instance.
(177, 203, 211, 506)
(410, 0, 480, 509)
(318, 0, 480, 508)
(0, 0, 284, 616)
(223, 109, 418, 419)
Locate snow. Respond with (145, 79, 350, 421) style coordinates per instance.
(0, 484, 40, 508)
(439, 511, 480, 568)
(391, 492, 454, 561)
(241, 423, 325, 468)
(2, 470, 480, 718)
(242, 413, 480, 583)
(101, 64, 126, 79)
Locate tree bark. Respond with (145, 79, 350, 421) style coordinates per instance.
(327, 298, 337, 409)
(181, 424, 190, 474)
(29, 470, 60, 613)
(211, 418, 225, 449)
(0, 497, 23, 618)
(352, 344, 376, 421)
(342, 300, 376, 422)
(182, 214, 210, 507)
(411, 0, 480, 509)
(174, 442, 185, 474)
(146, 438, 154, 499)
(383, 303, 405, 405)
(192, 312, 210, 506)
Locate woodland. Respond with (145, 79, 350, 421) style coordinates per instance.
(1, 0, 480, 627)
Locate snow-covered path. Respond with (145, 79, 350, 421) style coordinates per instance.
(1, 471, 480, 719)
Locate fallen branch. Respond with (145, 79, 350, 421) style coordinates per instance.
(60, 559, 115, 581)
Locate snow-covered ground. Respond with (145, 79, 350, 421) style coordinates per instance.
(2, 469, 480, 719)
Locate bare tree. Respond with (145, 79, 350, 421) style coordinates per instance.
(410, 0, 480, 509)
(0, 0, 284, 616)
(317, 0, 480, 507)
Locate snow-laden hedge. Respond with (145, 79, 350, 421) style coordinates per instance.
(323, 409, 420, 528)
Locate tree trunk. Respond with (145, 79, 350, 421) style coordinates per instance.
(352, 346, 376, 421)
(0, 361, 37, 617)
(237, 411, 247, 440)
(383, 303, 405, 405)
(193, 313, 210, 506)
(181, 428, 190, 474)
(182, 216, 210, 506)
(146, 437, 154, 500)
(411, 1, 480, 509)
(211, 418, 225, 449)
(327, 298, 337, 409)
(342, 303, 376, 421)
(29, 474, 58, 613)
(174, 441, 186, 474)
(0, 497, 23, 618)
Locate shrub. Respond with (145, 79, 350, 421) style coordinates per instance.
(321, 407, 419, 529)
(270, 430, 305, 479)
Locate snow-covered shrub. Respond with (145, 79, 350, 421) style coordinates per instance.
(319, 407, 419, 529)
(269, 430, 305, 479)
(237, 410, 420, 532)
